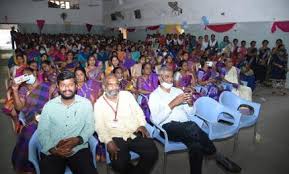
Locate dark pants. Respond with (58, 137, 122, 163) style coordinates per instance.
(40, 148, 98, 174)
(162, 121, 216, 174)
(110, 135, 158, 174)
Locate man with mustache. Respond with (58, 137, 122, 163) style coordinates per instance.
(37, 70, 98, 174)
(94, 74, 158, 174)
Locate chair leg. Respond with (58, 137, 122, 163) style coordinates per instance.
(233, 132, 239, 155)
(253, 123, 258, 144)
(106, 164, 110, 174)
(163, 153, 167, 174)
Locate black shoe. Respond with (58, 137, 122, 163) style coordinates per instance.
(216, 154, 242, 173)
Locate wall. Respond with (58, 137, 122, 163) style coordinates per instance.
(0, 0, 103, 33)
(104, 0, 289, 27)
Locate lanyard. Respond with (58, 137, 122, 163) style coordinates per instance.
(103, 96, 119, 121)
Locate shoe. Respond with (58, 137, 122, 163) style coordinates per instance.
(216, 154, 242, 173)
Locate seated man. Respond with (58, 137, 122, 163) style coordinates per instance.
(37, 70, 98, 174)
(94, 74, 158, 174)
(149, 67, 241, 174)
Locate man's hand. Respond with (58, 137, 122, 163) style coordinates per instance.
(184, 93, 193, 106)
(49, 146, 73, 158)
(56, 137, 80, 150)
(169, 93, 186, 109)
(136, 126, 150, 138)
(107, 141, 120, 160)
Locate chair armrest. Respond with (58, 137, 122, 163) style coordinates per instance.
(151, 121, 169, 146)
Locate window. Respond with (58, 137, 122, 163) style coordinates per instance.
(48, 0, 79, 9)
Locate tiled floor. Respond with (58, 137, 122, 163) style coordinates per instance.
(0, 57, 289, 174)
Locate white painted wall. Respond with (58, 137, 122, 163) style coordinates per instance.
(0, 0, 103, 25)
(104, 0, 289, 27)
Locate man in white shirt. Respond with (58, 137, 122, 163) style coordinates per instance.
(149, 67, 241, 174)
(94, 74, 158, 174)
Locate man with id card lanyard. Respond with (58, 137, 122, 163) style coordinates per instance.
(94, 74, 158, 174)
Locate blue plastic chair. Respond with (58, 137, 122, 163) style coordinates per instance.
(105, 123, 154, 174)
(219, 91, 261, 142)
(194, 96, 241, 141)
(28, 131, 98, 174)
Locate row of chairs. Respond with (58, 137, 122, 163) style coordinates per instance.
(28, 91, 260, 174)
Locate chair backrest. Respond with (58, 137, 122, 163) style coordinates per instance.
(194, 97, 223, 123)
(28, 131, 41, 174)
(219, 91, 242, 110)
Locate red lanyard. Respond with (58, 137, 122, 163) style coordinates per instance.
(103, 96, 119, 121)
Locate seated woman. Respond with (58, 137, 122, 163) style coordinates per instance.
(113, 67, 136, 93)
(74, 67, 105, 162)
(164, 54, 177, 72)
(270, 46, 288, 95)
(85, 55, 104, 82)
(10, 54, 27, 78)
(75, 67, 102, 104)
(220, 58, 253, 101)
(197, 60, 222, 100)
(137, 63, 159, 122)
(131, 56, 146, 79)
(41, 60, 58, 84)
(239, 61, 256, 91)
(105, 56, 120, 76)
(174, 60, 197, 89)
(11, 67, 56, 174)
(63, 51, 79, 72)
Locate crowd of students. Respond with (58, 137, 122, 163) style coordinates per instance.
(2, 32, 288, 174)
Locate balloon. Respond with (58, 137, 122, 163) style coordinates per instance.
(159, 24, 165, 29)
(201, 16, 209, 25)
(182, 21, 188, 29)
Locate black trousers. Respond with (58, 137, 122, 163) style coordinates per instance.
(40, 148, 98, 174)
(162, 121, 216, 174)
(110, 135, 158, 174)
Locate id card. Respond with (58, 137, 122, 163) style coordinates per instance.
(110, 120, 119, 128)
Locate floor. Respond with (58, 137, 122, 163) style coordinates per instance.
(0, 53, 289, 174)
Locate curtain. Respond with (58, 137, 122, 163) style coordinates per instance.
(206, 23, 236, 33)
(271, 21, 289, 33)
(146, 25, 160, 31)
(86, 23, 93, 32)
(36, 19, 45, 33)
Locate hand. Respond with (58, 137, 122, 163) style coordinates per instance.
(49, 146, 73, 158)
(107, 141, 120, 160)
(56, 137, 80, 150)
(169, 93, 186, 109)
(184, 93, 193, 106)
(11, 81, 20, 92)
(136, 126, 150, 138)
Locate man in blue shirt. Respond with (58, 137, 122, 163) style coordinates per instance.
(38, 70, 97, 174)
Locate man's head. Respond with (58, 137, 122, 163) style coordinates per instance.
(103, 74, 120, 97)
(225, 58, 233, 69)
(158, 66, 173, 90)
(57, 70, 77, 100)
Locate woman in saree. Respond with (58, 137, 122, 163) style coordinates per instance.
(10, 54, 27, 78)
(137, 63, 158, 122)
(220, 58, 253, 101)
(63, 51, 79, 72)
(174, 60, 197, 89)
(270, 46, 288, 95)
(85, 55, 104, 82)
(11, 67, 57, 174)
(74, 67, 105, 162)
(105, 56, 121, 76)
(197, 60, 222, 100)
(131, 56, 146, 79)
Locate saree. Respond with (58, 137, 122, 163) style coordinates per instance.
(12, 82, 52, 172)
(197, 69, 220, 100)
(137, 73, 158, 122)
(224, 66, 252, 101)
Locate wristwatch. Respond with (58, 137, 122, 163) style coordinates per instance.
(77, 136, 84, 145)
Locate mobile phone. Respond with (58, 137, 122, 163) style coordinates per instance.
(14, 74, 30, 84)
